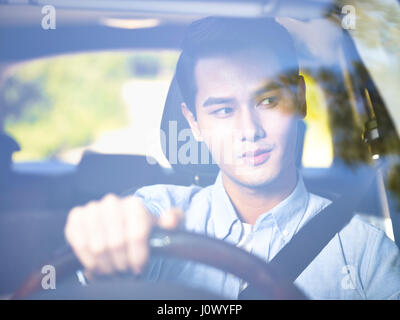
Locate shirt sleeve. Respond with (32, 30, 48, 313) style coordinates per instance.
(133, 183, 202, 217)
(363, 228, 400, 299)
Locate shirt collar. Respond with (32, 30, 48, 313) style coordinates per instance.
(210, 171, 310, 242)
(210, 172, 241, 240)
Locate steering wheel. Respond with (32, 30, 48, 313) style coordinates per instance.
(11, 227, 307, 300)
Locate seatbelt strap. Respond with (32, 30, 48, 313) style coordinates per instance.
(267, 196, 354, 282)
(239, 193, 356, 299)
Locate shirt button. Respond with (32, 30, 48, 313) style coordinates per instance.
(282, 229, 289, 237)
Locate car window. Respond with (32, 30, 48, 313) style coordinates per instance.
(1, 50, 179, 168)
(1, 7, 399, 233)
(0, 0, 399, 301)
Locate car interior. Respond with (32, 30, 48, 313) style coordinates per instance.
(0, 0, 399, 299)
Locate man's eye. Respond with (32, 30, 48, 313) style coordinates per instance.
(256, 96, 278, 109)
(211, 107, 234, 117)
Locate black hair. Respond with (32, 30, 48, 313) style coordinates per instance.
(175, 16, 300, 117)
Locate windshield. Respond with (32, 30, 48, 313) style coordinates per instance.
(0, 0, 399, 301)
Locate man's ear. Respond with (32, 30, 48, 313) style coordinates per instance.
(181, 102, 203, 142)
(297, 75, 307, 118)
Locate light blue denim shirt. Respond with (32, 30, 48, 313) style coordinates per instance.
(134, 172, 400, 299)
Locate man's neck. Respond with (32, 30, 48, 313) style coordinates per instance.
(221, 169, 298, 225)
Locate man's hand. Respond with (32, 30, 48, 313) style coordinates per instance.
(64, 194, 182, 278)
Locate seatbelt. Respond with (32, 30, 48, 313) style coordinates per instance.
(239, 192, 358, 299)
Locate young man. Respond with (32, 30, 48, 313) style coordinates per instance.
(65, 17, 400, 299)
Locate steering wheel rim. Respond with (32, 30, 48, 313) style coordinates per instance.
(11, 227, 307, 300)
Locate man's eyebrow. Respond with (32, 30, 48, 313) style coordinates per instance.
(202, 97, 236, 107)
(253, 81, 284, 97)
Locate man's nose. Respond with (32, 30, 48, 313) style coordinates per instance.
(237, 107, 266, 142)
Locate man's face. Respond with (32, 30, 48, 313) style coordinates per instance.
(182, 49, 305, 188)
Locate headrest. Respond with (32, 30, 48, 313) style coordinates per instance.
(160, 76, 219, 185)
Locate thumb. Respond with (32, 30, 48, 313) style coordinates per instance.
(158, 208, 184, 230)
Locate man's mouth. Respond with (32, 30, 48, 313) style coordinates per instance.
(241, 148, 273, 166)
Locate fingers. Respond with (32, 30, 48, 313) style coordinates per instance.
(100, 195, 128, 272)
(65, 206, 97, 272)
(65, 195, 131, 275)
(64, 193, 185, 279)
(158, 208, 184, 230)
(123, 197, 155, 274)
(84, 202, 114, 274)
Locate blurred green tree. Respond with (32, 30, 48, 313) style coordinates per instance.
(2, 53, 132, 160)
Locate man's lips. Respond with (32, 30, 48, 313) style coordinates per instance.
(241, 148, 273, 166)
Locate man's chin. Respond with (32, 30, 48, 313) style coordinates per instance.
(228, 167, 278, 188)
(237, 177, 275, 189)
